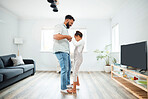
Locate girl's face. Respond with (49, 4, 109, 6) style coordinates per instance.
(74, 35, 81, 41)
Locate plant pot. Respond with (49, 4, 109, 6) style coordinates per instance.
(104, 65, 111, 72)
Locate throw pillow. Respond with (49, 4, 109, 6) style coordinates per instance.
(11, 56, 25, 66)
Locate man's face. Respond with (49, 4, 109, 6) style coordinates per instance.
(66, 19, 74, 29)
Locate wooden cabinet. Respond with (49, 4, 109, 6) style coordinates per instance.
(111, 65, 148, 99)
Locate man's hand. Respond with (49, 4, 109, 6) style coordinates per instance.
(68, 39, 72, 42)
(66, 35, 72, 42)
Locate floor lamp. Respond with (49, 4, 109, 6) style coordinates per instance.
(14, 38, 23, 56)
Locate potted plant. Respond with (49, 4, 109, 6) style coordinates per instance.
(94, 44, 116, 72)
(112, 57, 117, 64)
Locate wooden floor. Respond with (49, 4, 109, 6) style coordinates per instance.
(0, 71, 137, 99)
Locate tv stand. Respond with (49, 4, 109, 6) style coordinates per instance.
(111, 64, 148, 99)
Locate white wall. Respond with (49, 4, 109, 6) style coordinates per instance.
(19, 18, 111, 71)
(111, 0, 148, 65)
(0, 6, 18, 55)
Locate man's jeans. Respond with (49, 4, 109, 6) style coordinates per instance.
(55, 52, 71, 90)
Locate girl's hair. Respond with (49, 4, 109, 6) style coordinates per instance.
(75, 31, 83, 38)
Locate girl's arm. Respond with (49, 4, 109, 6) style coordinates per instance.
(72, 38, 84, 46)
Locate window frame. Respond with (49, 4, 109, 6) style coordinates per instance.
(111, 24, 119, 52)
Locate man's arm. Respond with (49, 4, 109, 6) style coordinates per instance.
(53, 34, 72, 41)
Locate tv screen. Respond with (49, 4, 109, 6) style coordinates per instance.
(121, 41, 147, 70)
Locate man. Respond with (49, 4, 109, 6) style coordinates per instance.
(53, 15, 75, 93)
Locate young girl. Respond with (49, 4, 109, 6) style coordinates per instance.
(67, 31, 85, 94)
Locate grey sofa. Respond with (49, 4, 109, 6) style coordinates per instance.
(0, 54, 35, 90)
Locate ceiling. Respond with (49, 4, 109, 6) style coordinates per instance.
(0, 0, 129, 19)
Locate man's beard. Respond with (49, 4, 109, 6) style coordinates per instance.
(66, 22, 70, 29)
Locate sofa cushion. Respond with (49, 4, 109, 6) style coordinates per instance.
(0, 74, 3, 82)
(6, 64, 34, 72)
(0, 58, 4, 68)
(0, 54, 16, 67)
(0, 68, 23, 80)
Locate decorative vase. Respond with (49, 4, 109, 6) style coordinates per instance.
(104, 65, 111, 72)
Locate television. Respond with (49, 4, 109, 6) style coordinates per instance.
(121, 41, 147, 71)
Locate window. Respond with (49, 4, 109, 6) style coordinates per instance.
(41, 28, 87, 53)
(112, 24, 119, 52)
(41, 29, 54, 52)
